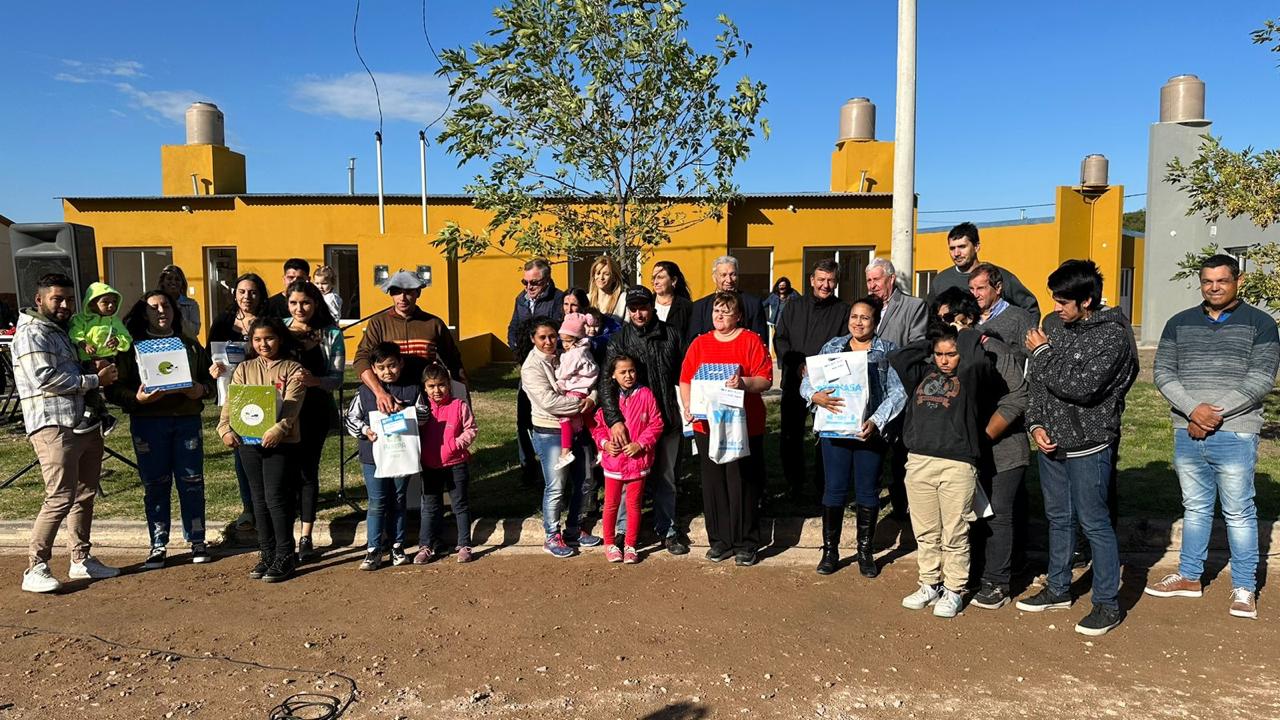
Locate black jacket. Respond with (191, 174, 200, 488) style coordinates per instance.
(773, 293, 851, 393)
(1026, 306, 1138, 454)
(600, 318, 682, 430)
(892, 328, 998, 466)
(661, 295, 694, 349)
(686, 291, 768, 345)
(507, 284, 566, 351)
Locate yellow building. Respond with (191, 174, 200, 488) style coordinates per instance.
(60, 101, 1142, 365)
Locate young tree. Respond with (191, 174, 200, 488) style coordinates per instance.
(431, 0, 768, 275)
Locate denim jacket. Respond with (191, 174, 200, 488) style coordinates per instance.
(799, 335, 906, 434)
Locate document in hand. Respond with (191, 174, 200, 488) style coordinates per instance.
(135, 337, 193, 392)
(228, 385, 277, 445)
(210, 341, 247, 406)
(804, 351, 869, 438)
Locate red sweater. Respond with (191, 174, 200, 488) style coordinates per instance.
(680, 329, 773, 436)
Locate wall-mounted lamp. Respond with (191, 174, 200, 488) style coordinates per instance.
(373, 265, 390, 288)
(416, 265, 433, 287)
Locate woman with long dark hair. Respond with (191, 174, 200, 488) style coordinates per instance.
(283, 280, 345, 561)
(651, 261, 693, 342)
(208, 272, 271, 531)
(107, 290, 216, 569)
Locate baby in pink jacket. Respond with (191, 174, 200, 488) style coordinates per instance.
(554, 312, 598, 470)
(591, 354, 664, 564)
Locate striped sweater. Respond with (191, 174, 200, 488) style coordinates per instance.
(352, 307, 464, 383)
(1154, 301, 1280, 434)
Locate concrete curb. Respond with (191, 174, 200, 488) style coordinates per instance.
(1, 516, 1276, 554)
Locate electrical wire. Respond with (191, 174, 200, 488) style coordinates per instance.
(353, 0, 384, 135)
(0, 622, 358, 719)
(420, 0, 453, 134)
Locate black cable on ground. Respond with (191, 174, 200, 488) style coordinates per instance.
(0, 622, 358, 719)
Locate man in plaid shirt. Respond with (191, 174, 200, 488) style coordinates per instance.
(15, 273, 122, 593)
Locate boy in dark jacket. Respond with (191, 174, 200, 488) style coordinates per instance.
(1015, 260, 1138, 637)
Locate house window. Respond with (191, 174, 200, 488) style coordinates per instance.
(915, 270, 938, 297)
(204, 247, 237, 327)
(324, 245, 360, 319)
(106, 247, 173, 312)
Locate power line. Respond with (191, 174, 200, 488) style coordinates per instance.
(918, 192, 1147, 215)
(353, 0, 383, 135)
(420, 0, 453, 134)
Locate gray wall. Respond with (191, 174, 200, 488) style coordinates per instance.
(1140, 120, 1280, 345)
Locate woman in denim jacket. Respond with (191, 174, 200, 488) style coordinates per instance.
(800, 296, 906, 579)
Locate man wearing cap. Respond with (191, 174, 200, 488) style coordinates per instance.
(353, 270, 466, 414)
(599, 286, 689, 554)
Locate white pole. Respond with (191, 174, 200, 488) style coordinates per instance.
(375, 131, 386, 235)
(419, 130, 428, 235)
(891, 0, 917, 293)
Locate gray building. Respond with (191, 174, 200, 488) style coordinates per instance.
(1141, 75, 1280, 345)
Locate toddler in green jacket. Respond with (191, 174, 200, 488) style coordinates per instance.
(68, 281, 132, 435)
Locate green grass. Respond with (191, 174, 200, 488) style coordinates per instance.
(0, 368, 1275, 523)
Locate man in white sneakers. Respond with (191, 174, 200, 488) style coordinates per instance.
(16, 274, 121, 593)
(1145, 254, 1279, 619)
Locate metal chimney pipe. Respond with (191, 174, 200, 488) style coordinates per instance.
(190, 173, 199, 195)
(420, 130, 428, 235)
(348, 157, 356, 195)
(375, 132, 385, 235)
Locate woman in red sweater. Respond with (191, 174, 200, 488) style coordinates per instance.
(679, 292, 773, 566)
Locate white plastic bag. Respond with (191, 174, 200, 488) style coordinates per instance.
(805, 351, 870, 438)
(706, 395, 749, 465)
(368, 410, 421, 478)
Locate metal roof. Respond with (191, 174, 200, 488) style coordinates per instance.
(918, 216, 1055, 233)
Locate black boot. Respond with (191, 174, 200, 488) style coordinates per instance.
(856, 504, 879, 578)
(816, 506, 843, 575)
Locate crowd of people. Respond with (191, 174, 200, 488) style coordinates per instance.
(12, 221, 1278, 637)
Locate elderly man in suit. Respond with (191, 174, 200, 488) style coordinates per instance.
(865, 257, 927, 524)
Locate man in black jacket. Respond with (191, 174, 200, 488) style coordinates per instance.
(507, 258, 566, 485)
(686, 255, 768, 344)
(599, 287, 689, 554)
(774, 259, 850, 500)
(1015, 260, 1137, 637)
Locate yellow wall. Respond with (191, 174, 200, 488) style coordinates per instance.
(732, 197, 895, 284)
(161, 144, 246, 196)
(830, 140, 895, 193)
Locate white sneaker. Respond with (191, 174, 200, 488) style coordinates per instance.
(553, 451, 576, 471)
(69, 555, 121, 580)
(22, 563, 61, 593)
(902, 583, 942, 610)
(933, 587, 964, 618)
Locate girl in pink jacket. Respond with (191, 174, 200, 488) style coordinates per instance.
(419, 364, 479, 563)
(591, 354, 664, 564)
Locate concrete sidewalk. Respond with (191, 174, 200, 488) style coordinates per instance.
(1, 515, 1277, 555)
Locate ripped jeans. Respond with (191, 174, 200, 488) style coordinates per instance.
(131, 415, 206, 548)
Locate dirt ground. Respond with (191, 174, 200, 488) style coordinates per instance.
(0, 544, 1276, 720)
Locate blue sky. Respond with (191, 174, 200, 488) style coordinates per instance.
(3, 1, 1277, 226)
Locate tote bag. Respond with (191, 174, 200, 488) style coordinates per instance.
(706, 393, 749, 465)
(368, 409, 422, 478)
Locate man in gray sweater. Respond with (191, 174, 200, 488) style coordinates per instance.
(1145, 254, 1280, 620)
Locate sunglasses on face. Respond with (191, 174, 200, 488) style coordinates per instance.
(521, 277, 547, 287)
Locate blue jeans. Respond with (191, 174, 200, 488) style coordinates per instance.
(1173, 429, 1260, 591)
(1039, 448, 1120, 609)
(820, 436, 886, 508)
(422, 463, 473, 548)
(531, 427, 590, 538)
(131, 415, 206, 547)
(361, 463, 409, 550)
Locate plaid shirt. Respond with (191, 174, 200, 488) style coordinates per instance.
(12, 310, 99, 435)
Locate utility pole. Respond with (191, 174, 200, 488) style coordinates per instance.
(891, 0, 917, 293)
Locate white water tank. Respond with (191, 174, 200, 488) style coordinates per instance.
(1080, 154, 1109, 188)
(1159, 75, 1206, 123)
(837, 97, 876, 142)
(185, 102, 225, 146)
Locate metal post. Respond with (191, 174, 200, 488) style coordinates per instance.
(891, 0, 917, 293)
(375, 131, 386, 234)
(420, 130, 428, 235)
(348, 157, 356, 195)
